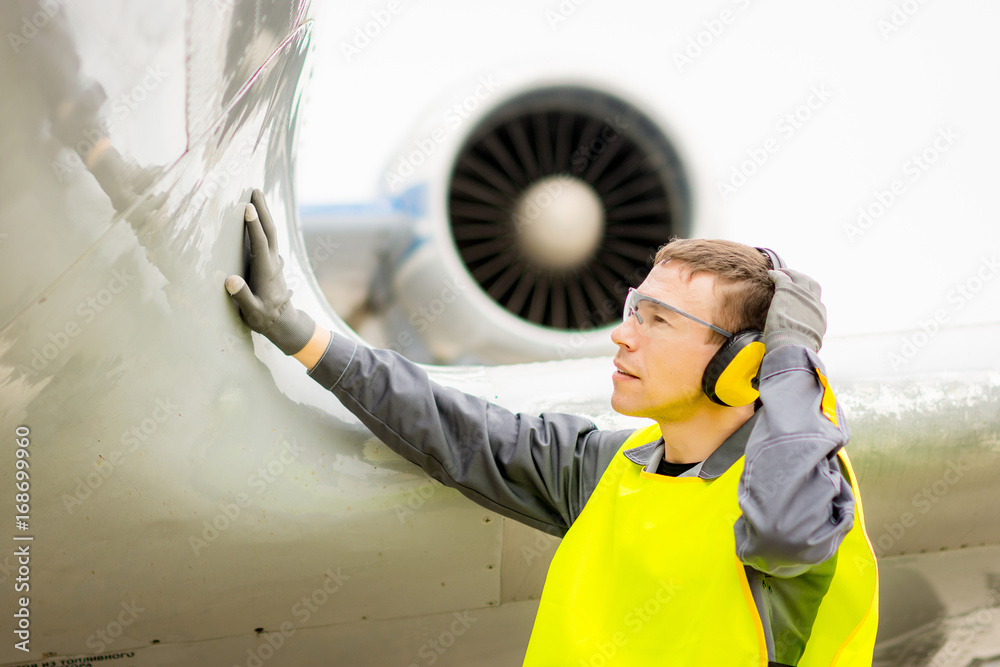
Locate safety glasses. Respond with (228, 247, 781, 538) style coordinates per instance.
(622, 288, 732, 339)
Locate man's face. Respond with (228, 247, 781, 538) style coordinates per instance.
(610, 261, 725, 422)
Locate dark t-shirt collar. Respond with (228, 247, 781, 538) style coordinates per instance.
(622, 411, 760, 479)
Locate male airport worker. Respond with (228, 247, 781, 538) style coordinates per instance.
(225, 190, 879, 666)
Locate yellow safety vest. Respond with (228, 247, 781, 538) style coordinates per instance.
(523, 423, 879, 666)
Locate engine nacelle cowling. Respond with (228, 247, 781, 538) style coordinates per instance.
(381, 79, 693, 365)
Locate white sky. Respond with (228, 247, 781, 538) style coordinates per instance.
(295, 0, 1000, 342)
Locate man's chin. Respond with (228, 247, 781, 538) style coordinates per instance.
(611, 391, 701, 422)
(611, 392, 645, 418)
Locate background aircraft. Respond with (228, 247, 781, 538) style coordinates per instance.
(0, 0, 998, 665)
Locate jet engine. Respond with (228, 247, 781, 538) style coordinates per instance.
(313, 82, 693, 365)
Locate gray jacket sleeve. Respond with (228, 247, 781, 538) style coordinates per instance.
(735, 345, 856, 578)
(306, 334, 633, 536)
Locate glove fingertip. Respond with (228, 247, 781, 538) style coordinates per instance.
(225, 275, 246, 296)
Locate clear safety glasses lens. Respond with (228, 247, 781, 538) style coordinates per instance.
(622, 288, 732, 339)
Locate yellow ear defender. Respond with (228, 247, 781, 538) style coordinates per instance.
(701, 247, 785, 407)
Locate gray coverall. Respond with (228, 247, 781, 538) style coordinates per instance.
(306, 333, 856, 666)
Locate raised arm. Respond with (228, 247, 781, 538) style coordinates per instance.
(735, 269, 856, 577)
(225, 190, 631, 536)
(306, 334, 630, 535)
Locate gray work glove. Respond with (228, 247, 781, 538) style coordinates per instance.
(763, 269, 826, 353)
(225, 189, 315, 355)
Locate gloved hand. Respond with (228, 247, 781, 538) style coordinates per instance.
(763, 269, 826, 353)
(225, 189, 316, 355)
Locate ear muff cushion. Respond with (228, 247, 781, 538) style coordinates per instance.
(703, 330, 765, 407)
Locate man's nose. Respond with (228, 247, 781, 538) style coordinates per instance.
(611, 316, 637, 349)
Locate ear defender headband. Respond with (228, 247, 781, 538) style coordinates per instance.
(701, 247, 785, 407)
